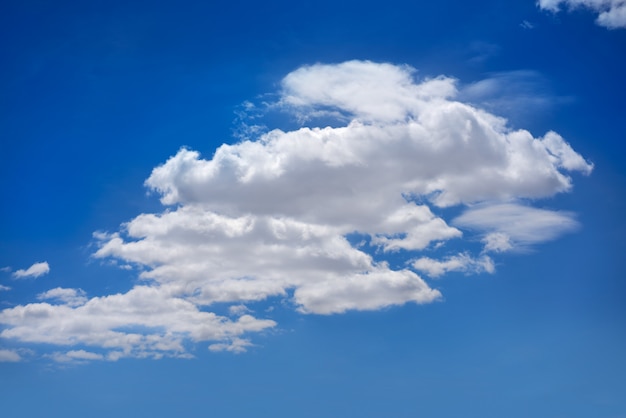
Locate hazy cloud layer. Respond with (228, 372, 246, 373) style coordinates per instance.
(0, 61, 592, 362)
(539, 0, 626, 28)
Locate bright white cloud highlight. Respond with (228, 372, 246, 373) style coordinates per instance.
(539, 0, 626, 29)
(0, 61, 592, 361)
(12, 262, 50, 279)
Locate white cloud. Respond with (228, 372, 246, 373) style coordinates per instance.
(37, 288, 88, 307)
(454, 203, 580, 252)
(208, 337, 254, 354)
(0, 285, 11, 291)
(12, 262, 50, 279)
(412, 253, 495, 278)
(50, 349, 104, 363)
(482, 232, 514, 253)
(539, 0, 626, 29)
(0, 349, 21, 362)
(228, 304, 251, 316)
(0, 285, 276, 360)
(0, 61, 592, 360)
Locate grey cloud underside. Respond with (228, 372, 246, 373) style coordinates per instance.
(0, 61, 592, 362)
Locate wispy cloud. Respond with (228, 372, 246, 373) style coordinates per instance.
(454, 203, 581, 252)
(413, 253, 495, 278)
(459, 70, 574, 123)
(48, 350, 105, 363)
(539, 0, 626, 29)
(12, 262, 50, 279)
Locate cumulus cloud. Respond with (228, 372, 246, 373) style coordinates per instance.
(0, 349, 21, 362)
(0, 285, 276, 360)
(539, 0, 626, 29)
(37, 288, 88, 307)
(0, 61, 592, 361)
(12, 262, 50, 279)
(0, 285, 11, 291)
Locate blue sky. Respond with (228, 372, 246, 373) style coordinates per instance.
(1, 0, 625, 417)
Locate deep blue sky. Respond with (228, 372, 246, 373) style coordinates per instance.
(1, 1, 625, 417)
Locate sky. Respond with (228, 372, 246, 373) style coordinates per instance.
(1, 0, 625, 417)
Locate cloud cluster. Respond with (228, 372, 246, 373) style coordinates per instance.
(0, 61, 592, 362)
(539, 0, 626, 29)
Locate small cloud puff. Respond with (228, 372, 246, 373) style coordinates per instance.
(208, 338, 254, 354)
(413, 253, 495, 278)
(12, 262, 50, 279)
(0, 349, 22, 362)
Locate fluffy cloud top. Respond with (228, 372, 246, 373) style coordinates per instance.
(539, 0, 626, 28)
(0, 61, 592, 362)
(12, 262, 50, 279)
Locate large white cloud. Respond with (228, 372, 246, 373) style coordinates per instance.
(0, 285, 276, 361)
(0, 61, 592, 362)
(539, 0, 626, 29)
